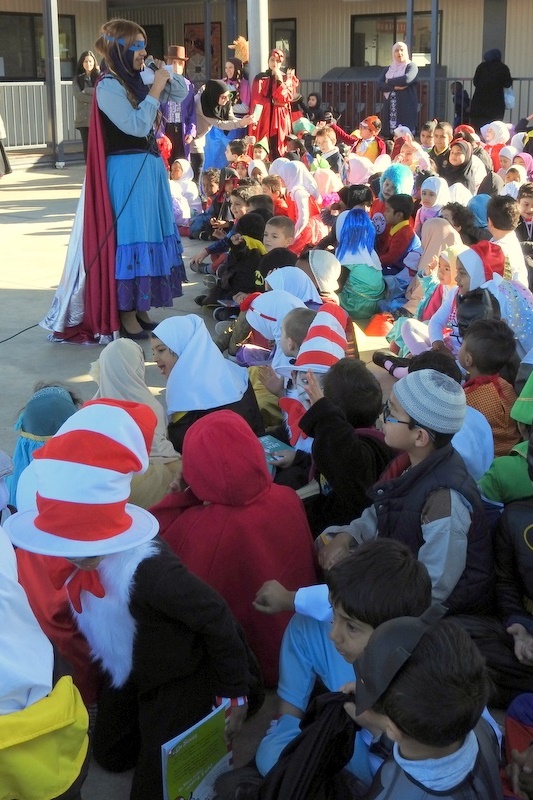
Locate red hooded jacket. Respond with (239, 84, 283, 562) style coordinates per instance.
(152, 410, 318, 687)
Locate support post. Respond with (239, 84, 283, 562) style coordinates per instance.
(42, 0, 65, 166)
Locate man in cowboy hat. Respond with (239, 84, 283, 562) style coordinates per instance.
(161, 44, 197, 164)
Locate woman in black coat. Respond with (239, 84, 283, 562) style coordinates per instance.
(470, 49, 513, 131)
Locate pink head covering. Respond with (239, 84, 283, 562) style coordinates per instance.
(514, 152, 533, 180)
(385, 42, 410, 80)
(347, 155, 374, 184)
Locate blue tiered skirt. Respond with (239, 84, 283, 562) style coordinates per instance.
(107, 152, 185, 311)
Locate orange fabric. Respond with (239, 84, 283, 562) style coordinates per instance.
(464, 376, 520, 456)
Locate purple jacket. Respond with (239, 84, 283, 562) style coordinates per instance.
(160, 78, 197, 159)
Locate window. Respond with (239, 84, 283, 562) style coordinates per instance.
(350, 13, 441, 69)
(270, 19, 297, 71)
(0, 13, 76, 80)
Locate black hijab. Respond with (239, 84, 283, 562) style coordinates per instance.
(200, 79, 231, 120)
(103, 43, 149, 105)
(441, 139, 477, 194)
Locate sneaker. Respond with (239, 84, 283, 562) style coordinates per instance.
(190, 262, 208, 274)
(213, 306, 233, 322)
(194, 294, 207, 306)
(203, 275, 217, 288)
(215, 320, 234, 336)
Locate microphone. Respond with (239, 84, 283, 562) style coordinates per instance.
(144, 56, 158, 72)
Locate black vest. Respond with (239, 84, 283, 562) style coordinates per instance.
(368, 445, 495, 615)
(100, 109, 159, 157)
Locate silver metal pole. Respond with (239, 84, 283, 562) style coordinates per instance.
(429, 0, 439, 119)
(247, 0, 269, 85)
(42, 0, 65, 166)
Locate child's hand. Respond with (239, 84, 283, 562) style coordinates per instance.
(318, 531, 353, 571)
(253, 580, 295, 614)
(508, 623, 533, 665)
(269, 449, 296, 469)
(259, 366, 284, 397)
(190, 250, 208, 266)
(231, 232, 243, 246)
(212, 229, 227, 240)
(167, 456, 186, 493)
(425, 254, 439, 276)
(210, 219, 227, 229)
(509, 747, 533, 800)
(304, 370, 324, 405)
(225, 703, 248, 744)
(233, 291, 248, 305)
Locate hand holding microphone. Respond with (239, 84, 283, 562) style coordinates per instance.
(142, 56, 172, 94)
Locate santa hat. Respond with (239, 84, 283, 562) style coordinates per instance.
(292, 304, 348, 373)
(4, 399, 159, 558)
(458, 241, 505, 290)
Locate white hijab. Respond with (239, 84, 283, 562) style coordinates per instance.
(270, 158, 321, 200)
(91, 338, 179, 462)
(266, 267, 322, 305)
(0, 525, 53, 714)
(153, 315, 249, 416)
(245, 290, 305, 375)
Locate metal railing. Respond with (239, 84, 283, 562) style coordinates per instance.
(0, 81, 80, 149)
(2, 76, 532, 149)
(298, 76, 533, 134)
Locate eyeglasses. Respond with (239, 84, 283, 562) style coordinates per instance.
(382, 400, 410, 426)
(382, 400, 436, 441)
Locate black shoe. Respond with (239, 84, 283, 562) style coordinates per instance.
(194, 294, 207, 306)
(135, 314, 157, 331)
(120, 326, 149, 340)
(372, 351, 410, 374)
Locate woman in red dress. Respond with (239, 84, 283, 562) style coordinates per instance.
(249, 49, 298, 159)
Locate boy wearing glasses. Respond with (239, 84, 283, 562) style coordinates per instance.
(319, 369, 494, 617)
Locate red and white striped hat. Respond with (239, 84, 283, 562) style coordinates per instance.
(4, 399, 159, 557)
(293, 303, 348, 373)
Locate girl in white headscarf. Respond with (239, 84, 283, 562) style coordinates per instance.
(152, 315, 264, 451)
(414, 176, 450, 234)
(170, 158, 202, 213)
(269, 158, 327, 252)
(480, 121, 510, 171)
(91, 338, 181, 506)
(265, 266, 322, 307)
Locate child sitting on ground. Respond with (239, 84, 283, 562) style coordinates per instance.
(349, 612, 501, 798)
(458, 318, 521, 456)
(319, 369, 494, 618)
(370, 163, 414, 257)
(5, 400, 252, 799)
(252, 540, 432, 787)
(195, 212, 267, 316)
(379, 193, 422, 312)
(336, 208, 385, 320)
(247, 192, 274, 222)
(299, 358, 394, 536)
(487, 194, 529, 287)
(269, 305, 349, 491)
(478, 370, 533, 502)
(413, 176, 450, 235)
(263, 215, 296, 252)
(270, 159, 326, 254)
(262, 175, 289, 216)
(516, 182, 533, 289)
(189, 167, 220, 240)
(190, 183, 260, 273)
(170, 158, 202, 215)
(312, 126, 344, 174)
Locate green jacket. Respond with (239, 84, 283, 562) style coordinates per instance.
(478, 440, 533, 503)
